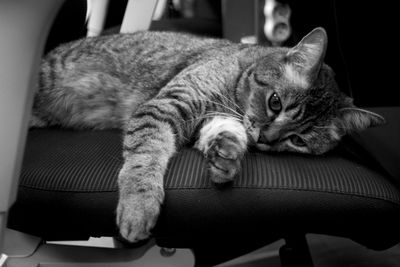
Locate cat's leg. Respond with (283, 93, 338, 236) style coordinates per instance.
(195, 116, 248, 184)
(116, 58, 241, 241)
(117, 118, 174, 242)
(116, 95, 192, 242)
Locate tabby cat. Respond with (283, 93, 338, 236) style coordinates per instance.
(31, 27, 385, 242)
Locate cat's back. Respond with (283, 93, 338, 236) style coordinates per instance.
(44, 31, 231, 71)
(41, 31, 235, 91)
(35, 31, 239, 129)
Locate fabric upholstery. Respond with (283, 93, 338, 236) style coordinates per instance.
(8, 128, 400, 250)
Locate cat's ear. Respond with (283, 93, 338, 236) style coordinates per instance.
(338, 97, 386, 133)
(285, 27, 328, 82)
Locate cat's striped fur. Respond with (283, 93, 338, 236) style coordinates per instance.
(32, 28, 385, 242)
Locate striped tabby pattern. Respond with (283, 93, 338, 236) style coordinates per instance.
(32, 28, 385, 242)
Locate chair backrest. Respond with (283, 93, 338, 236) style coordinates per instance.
(0, 0, 160, 253)
(0, 0, 64, 252)
(87, 0, 159, 36)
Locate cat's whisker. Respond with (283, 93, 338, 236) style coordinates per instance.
(206, 110, 242, 118)
(181, 112, 242, 126)
(204, 112, 242, 121)
(199, 99, 244, 118)
(210, 91, 244, 114)
(183, 113, 240, 124)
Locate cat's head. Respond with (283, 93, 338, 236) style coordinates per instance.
(237, 27, 385, 154)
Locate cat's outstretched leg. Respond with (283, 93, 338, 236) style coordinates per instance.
(117, 112, 176, 242)
(195, 116, 248, 184)
(116, 58, 241, 241)
(116, 93, 195, 242)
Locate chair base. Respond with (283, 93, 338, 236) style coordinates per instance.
(280, 235, 314, 267)
(214, 235, 314, 267)
(2, 228, 316, 267)
(2, 228, 194, 267)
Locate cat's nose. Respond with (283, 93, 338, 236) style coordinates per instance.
(259, 127, 280, 144)
(258, 134, 278, 144)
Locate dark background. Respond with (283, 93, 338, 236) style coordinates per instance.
(45, 0, 398, 108)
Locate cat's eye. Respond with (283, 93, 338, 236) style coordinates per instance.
(268, 93, 282, 113)
(290, 135, 307, 147)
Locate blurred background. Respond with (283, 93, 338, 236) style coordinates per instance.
(46, 0, 397, 108)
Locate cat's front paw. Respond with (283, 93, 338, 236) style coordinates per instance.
(206, 131, 245, 184)
(116, 194, 161, 242)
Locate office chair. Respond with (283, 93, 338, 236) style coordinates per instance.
(1, 0, 400, 266)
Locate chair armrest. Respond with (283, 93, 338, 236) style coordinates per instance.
(0, 0, 64, 250)
(120, 0, 159, 33)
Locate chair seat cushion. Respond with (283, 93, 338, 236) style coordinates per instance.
(8, 128, 400, 250)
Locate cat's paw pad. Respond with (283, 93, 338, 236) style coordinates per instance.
(116, 194, 160, 243)
(206, 131, 245, 184)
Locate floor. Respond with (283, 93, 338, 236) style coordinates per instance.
(308, 235, 400, 267)
(218, 234, 400, 267)
(50, 234, 400, 266)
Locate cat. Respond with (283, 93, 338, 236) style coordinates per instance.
(31, 27, 385, 242)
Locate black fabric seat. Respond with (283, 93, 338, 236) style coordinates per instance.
(8, 124, 400, 263)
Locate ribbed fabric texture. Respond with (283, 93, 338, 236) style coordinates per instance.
(20, 129, 400, 205)
(164, 148, 400, 205)
(20, 129, 122, 192)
